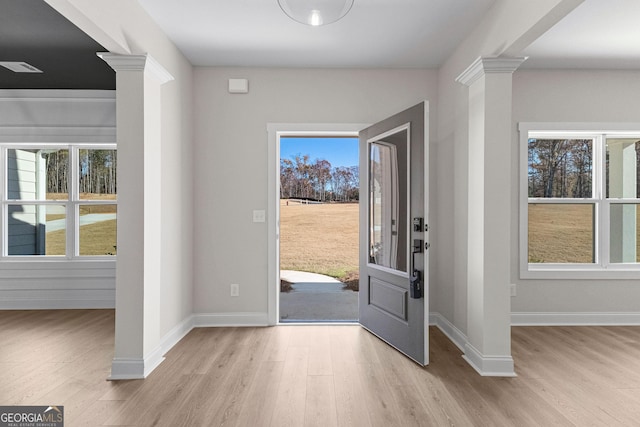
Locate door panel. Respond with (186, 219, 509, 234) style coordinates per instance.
(369, 277, 408, 321)
(359, 102, 428, 365)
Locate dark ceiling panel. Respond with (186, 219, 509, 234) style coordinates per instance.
(0, 0, 115, 89)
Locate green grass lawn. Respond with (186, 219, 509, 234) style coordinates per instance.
(46, 219, 116, 256)
(529, 204, 640, 263)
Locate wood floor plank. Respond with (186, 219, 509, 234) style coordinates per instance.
(330, 328, 373, 427)
(304, 375, 338, 427)
(4, 310, 640, 426)
(308, 327, 333, 376)
(261, 324, 292, 362)
(269, 345, 309, 427)
(353, 361, 404, 427)
(71, 399, 125, 427)
(234, 361, 284, 427)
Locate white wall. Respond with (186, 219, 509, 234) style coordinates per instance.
(193, 67, 438, 318)
(0, 90, 116, 309)
(511, 69, 640, 319)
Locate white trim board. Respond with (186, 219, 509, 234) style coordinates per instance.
(429, 312, 516, 377)
(108, 313, 268, 379)
(109, 316, 194, 380)
(462, 343, 516, 377)
(512, 312, 640, 326)
(109, 346, 165, 381)
(160, 315, 195, 355)
(193, 312, 270, 327)
(428, 312, 467, 353)
(0, 292, 114, 309)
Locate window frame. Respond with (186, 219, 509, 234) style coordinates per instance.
(519, 123, 640, 279)
(0, 143, 117, 260)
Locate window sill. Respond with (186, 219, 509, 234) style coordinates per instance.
(521, 265, 640, 280)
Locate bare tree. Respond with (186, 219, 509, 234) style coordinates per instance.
(280, 154, 359, 202)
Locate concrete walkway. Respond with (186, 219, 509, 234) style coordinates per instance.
(47, 213, 117, 232)
(280, 270, 358, 322)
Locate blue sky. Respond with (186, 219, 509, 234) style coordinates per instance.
(280, 137, 359, 169)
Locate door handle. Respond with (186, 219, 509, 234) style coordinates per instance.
(410, 245, 422, 299)
(410, 269, 422, 299)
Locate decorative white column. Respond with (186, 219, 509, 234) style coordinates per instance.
(98, 53, 174, 379)
(456, 57, 526, 376)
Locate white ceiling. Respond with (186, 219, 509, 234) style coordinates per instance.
(522, 0, 640, 69)
(138, 0, 640, 70)
(137, 0, 496, 68)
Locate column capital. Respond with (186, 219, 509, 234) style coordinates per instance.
(455, 56, 527, 87)
(97, 53, 174, 84)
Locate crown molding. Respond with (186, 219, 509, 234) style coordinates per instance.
(97, 53, 174, 84)
(456, 56, 528, 87)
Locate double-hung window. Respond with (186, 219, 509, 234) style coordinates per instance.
(1, 144, 117, 258)
(519, 123, 640, 278)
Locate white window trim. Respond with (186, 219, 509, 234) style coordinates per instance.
(1, 142, 117, 261)
(519, 122, 640, 279)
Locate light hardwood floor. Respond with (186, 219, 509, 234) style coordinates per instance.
(1, 310, 640, 426)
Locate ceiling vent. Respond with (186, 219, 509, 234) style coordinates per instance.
(0, 62, 43, 73)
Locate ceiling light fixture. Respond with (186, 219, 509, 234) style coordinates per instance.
(278, 0, 354, 26)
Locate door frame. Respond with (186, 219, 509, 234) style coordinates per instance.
(267, 123, 368, 325)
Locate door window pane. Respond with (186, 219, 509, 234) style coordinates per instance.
(8, 204, 66, 255)
(528, 139, 593, 198)
(528, 204, 594, 263)
(79, 149, 117, 200)
(606, 138, 640, 199)
(7, 148, 69, 200)
(610, 204, 640, 263)
(79, 204, 117, 256)
(369, 130, 408, 272)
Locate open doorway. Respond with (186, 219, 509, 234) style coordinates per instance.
(278, 136, 360, 322)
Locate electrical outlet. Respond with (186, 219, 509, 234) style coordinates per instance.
(230, 283, 240, 297)
(510, 283, 517, 297)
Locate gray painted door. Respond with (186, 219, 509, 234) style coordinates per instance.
(358, 102, 428, 365)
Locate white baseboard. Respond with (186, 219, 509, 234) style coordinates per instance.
(142, 346, 166, 378)
(110, 318, 192, 380)
(109, 312, 270, 380)
(511, 312, 640, 326)
(463, 343, 516, 377)
(108, 358, 145, 380)
(160, 315, 195, 355)
(430, 311, 516, 377)
(193, 312, 269, 327)
(429, 312, 467, 352)
(108, 345, 165, 380)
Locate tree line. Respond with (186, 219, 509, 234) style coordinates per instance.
(44, 149, 117, 195)
(281, 154, 359, 202)
(528, 139, 593, 198)
(528, 139, 640, 198)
